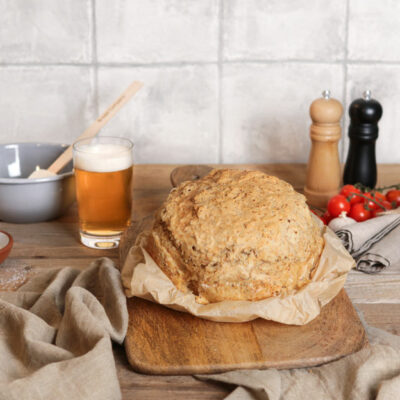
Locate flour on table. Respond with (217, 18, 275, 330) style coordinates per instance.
(0, 232, 9, 249)
(0, 260, 32, 291)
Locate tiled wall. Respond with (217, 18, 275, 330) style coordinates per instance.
(0, 0, 399, 164)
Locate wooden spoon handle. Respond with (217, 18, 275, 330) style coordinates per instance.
(48, 81, 143, 174)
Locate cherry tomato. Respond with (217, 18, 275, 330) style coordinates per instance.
(363, 192, 380, 211)
(371, 200, 392, 218)
(386, 189, 400, 206)
(349, 203, 371, 222)
(373, 191, 386, 204)
(327, 195, 351, 218)
(340, 185, 363, 205)
(380, 200, 392, 210)
(321, 211, 332, 225)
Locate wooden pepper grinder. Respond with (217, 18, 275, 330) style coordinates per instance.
(343, 90, 383, 188)
(304, 90, 343, 208)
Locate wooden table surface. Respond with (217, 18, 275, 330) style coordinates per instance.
(1, 163, 400, 400)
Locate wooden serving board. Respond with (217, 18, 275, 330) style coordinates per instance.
(120, 217, 368, 375)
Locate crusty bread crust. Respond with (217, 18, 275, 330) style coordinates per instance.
(146, 169, 324, 304)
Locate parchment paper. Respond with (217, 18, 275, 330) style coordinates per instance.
(121, 225, 354, 325)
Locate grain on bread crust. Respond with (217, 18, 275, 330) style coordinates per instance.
(146, 169, 324, 304)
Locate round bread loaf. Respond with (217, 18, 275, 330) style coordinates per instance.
(146, 169, 324, 304)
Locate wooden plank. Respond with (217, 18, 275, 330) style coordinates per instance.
(3, 221, 117, 259)
(114, 345, 231, 400)
(170, 165, 214, 187)
(1, 257, 118, 271)
(125, 291, 367, 375)
(355, 303, 400, 336)
(345, 266, 400, 304)
(345, 275, 400, 304)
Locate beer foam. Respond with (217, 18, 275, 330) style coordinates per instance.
(74, 144, 133, 172)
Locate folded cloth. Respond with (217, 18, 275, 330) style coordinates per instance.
(0, 258, 128, 400)
(198, 321, 400, 400)
(331, 214, 400, 273)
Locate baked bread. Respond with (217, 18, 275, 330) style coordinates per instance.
(146, 169, 324, 304)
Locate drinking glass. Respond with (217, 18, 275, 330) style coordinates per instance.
(73, 136, 133, 249)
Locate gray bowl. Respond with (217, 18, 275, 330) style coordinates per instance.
(0, 143, 75, 223)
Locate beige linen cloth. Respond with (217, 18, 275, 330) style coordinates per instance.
(0, 258, 128, 400)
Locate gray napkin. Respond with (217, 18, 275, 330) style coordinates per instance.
(330, 214, 400, 273)
(0, 258, 128, 400)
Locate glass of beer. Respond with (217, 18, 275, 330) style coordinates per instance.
(73, 136, 133, 249)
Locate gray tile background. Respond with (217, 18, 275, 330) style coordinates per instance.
(0, 0, 398, 163)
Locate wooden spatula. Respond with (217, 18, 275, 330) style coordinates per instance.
(29, 81, 143, 179)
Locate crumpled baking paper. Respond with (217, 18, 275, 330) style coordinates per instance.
(121, 222, 355, 325)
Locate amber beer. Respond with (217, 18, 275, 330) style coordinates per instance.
(73, 137, 133, 249)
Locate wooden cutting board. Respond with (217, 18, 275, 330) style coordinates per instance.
(120, 217, 368, 376)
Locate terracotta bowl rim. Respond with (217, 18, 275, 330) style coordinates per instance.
(0, 230, 13, 256)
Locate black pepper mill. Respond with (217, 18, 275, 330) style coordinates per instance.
(343, 90, 383, 188)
